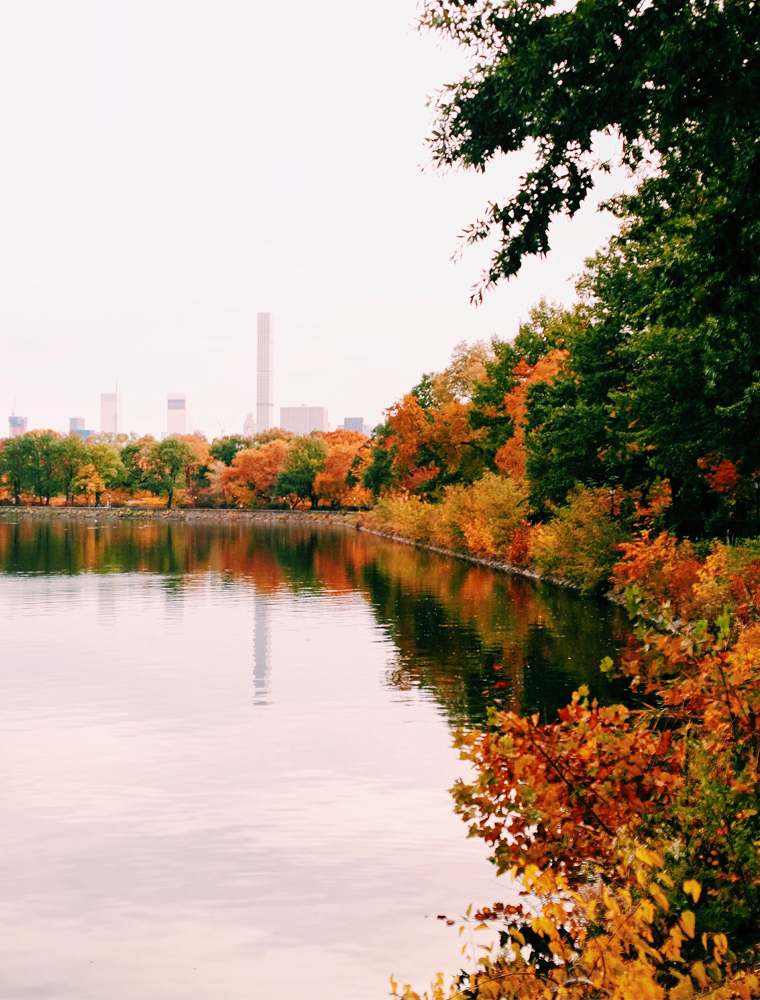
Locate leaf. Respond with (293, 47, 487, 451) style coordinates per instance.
(683, 880, 702, 903)
(691, 962, 708, 988)
(637, 847, 665, 869)
(669, 972, 694, 1000)
(679, 911, 696, 939)
(650, 882, 670, 911)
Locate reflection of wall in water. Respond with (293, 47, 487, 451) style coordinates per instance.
(253, 600, 270, 706)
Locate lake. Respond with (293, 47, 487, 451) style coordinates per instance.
(0, 515, 629, 999)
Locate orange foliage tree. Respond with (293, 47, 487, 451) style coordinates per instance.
(313, 429, 368, 506)
(495, 349, 568, 480)
(221, 439, 293, 507)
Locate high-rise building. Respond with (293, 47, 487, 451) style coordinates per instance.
(69, 417, 93, 441)
(343, 417, 365, 433)
(167, 394, 186, 436)
(8, 415, 27, 438)
(256, 312, 274, 433)
(279, 405, 328, 435)
(243, 412, 256, 437)
(100, 393, 122, 434)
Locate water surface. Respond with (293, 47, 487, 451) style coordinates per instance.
(0, 516, 629, 998)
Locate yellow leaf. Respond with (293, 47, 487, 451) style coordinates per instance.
(668, 972, 694, 1000)
(474, 922, 488, 931)
(637, 847, 666, 868)
(683, 879, 702, 903)
(650, 883, 670, 911)
(691, 961, 708, 989)
(679, 911, 696, 939)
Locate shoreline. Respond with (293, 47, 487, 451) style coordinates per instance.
(0, 505, 619, 602)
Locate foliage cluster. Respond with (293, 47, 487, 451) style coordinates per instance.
(396, 597, 760, 999)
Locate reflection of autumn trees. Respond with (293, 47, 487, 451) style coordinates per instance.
(0, 517, 628, 725)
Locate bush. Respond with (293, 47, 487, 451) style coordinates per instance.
(531, 486, 630, 592)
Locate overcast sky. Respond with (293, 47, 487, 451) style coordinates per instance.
(0, 0, 625, 438)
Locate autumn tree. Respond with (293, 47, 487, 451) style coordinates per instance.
(313, 430, 367, 507)
(75, 441, 124, 506)
(221, 438, 293, 507)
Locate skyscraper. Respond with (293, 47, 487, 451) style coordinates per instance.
(243, 412, 256, 437)
(279, 405, 328, 435)
(100, 393, 121, 434)
(8, 415, 27, 438)
(256, 312, 274, 433)
(69, 417, 93, 441)
(167, 394, 186, 436)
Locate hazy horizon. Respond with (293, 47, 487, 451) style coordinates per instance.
(1, 0, 627, 439)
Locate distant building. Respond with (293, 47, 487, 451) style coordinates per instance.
(256, 312, 274, 433)
(279, 405, 328, 435)
(100, 393, 122, 434)
(343, 417, 365, 433)
(69, 417, 94, 441)
(8, 415, 27, 438)
(243, 412, 256, 437)
(167, 394, 186, 436)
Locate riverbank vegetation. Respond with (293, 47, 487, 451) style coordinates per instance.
(389, 0, 760, 992)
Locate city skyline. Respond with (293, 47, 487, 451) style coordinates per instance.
(0, 1, 627, 443)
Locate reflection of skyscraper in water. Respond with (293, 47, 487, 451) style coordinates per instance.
(253, 599, 271, 705)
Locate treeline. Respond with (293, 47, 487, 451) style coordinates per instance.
(0, 428, 371, 510)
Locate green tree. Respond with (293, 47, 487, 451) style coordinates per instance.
(0, 436, 29, 505)
(422, 0, 760, 294)
(209, 435, 253, 467)
(22, 431, 61, 505)
(144, 438, 195, 508)
(54, 434, 87, 504)
(274, 436, 328, 507)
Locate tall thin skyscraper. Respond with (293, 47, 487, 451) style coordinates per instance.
(256, 312, 274, 433)
(100, 392, 122, 434)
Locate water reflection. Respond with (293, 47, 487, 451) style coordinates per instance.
(253, 599, 271, 706)
(0, 516, 629, 724)
(0, 516, 632, 999)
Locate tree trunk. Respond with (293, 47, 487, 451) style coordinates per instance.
(167, 488, 173, 510)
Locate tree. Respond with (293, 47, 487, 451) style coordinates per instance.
(54, 434, 87, 504)
(209, 434, 254, 467)
(220, 439, 293, 506)
(76, 441, 124, 506)
(313, 430, 367, 507)
(119, 436, 156, 493)
(421, 0, 760, 295)
(274, 436, 328, 507)
(21, 431, 62, 505)
(520, 188, 760, 533)
(430, 339, 493, 406)
(0, 436, 28, 505)
(143, 438, 194, 509)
